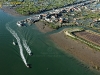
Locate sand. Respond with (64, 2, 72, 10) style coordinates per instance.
(49, 30, 100, 71)
(35, 21, 55, 33)
(1, 6, 22, 17)
(35, 20, 100, 71)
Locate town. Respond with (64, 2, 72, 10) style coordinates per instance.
(16, 0, 100, 30)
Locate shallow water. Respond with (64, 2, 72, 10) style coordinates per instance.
(0, 9, 99, 75)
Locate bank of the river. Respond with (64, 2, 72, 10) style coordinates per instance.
(35, 21, 55, 33)
(34, 18, 100, 71)
(49, 29, 100, 71)
(1, 6, 22, 16)
(27, 2, 100, 71)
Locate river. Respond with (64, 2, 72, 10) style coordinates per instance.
(0, 9, 99, 75)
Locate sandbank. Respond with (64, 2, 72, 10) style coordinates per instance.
(49, 30, 100, 71)
(1, 6, 22, 17)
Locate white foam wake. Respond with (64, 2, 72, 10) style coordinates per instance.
(6, 25, 28, 66)
(22, 39, 32, 56)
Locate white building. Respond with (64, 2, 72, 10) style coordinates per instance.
(96, 0, 100, 2)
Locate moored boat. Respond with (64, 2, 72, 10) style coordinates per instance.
(16, 21, 23, 27)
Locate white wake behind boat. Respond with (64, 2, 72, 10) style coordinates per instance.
(23, 40, 32, 56)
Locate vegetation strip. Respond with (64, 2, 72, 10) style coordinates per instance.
(64, 28, 100, 50)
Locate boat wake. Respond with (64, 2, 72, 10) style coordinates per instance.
(6, 25, 28, 67)
(22, 39, 32, 56)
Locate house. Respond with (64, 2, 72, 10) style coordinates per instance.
(40, 14, 48, 19)
(45, 17, 53, 22)
(73, 7, 81, 11)
(59, 18, 63, 23)
(26, 17, 34, 23)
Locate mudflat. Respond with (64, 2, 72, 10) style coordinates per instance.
(49, 30, 100, 71)
(1, 6, 21, 16)
(35, 21, 55, 33)
(35, 20, 100, 71)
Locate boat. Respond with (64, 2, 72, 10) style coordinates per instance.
(13, 40, 17, 45)
(13, 41, 16, 45)
(29, 53, 33, 56)
(26, 64, 31, 68)
(16, 21, 23, 27)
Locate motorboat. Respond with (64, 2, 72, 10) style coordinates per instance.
(13, 40, 17, 45)
(29, 53, 33, 56)
(13, 41, 16, 45)
(26, 64, 31, 68)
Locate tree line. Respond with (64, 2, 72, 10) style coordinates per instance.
(0, 0, 76, 15)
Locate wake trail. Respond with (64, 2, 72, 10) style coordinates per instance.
(6, 25, 28, 67)
(22, 39, 32, 56)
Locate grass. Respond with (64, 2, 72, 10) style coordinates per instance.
(64, 28, 100, 51)
(14, 0, 76, 15)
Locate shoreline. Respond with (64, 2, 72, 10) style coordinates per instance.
(34, 20, 100, 71)
(34, 20, 100, 72)
(1, 6, 22, 17)
(35, 21, 55, 33)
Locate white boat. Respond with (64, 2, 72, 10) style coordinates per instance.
(13, 41, 16, 45)
(13, 40, 17, 45)
(29, 53, 33, 56)
(26, 64, 31, 68)
(16, 21, 23, 27)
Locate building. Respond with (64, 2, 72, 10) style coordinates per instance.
(96, 0, 100, 2)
